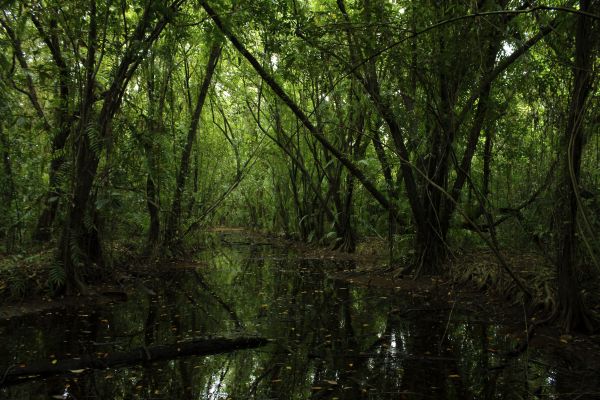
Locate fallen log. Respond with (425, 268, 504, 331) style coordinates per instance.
(1, 336, 268, 387)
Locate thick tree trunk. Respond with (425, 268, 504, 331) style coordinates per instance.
(555, 0, 596, 332)
(59, 0, 99, 295)
(166, 42, 222, 248)
(0, 336, 268, 387)
(34, 120, 71, 242)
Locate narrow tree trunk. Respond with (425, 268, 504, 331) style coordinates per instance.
(146, 174, 160, 250)
(0, 125, 18, 250)
(166, 42, 222, 248)
(31, 13, 72, 242)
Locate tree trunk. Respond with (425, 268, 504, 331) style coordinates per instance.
(60, 0, 177, 293)
(555, 0, 597, 332)
(0, 124, 18, 250)
(30, 13, 72, 242)
(166, 42, 222, 248)
(59, 0, 99, 295)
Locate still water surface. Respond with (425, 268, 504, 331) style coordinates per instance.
(0, 237, 592, 399)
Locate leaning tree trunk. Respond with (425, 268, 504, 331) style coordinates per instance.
(555, 0, 597, 333)
(165, 42, 222, 249)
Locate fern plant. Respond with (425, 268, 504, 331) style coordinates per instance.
(47, 262, 66, 293)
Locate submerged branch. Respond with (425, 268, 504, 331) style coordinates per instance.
(0, 336, 268, 387)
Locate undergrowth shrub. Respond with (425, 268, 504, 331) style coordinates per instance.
(451, 250, 556, 312)
(0, 250, 63, 300)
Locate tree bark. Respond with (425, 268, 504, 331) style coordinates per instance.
(555, 0, 597, 332)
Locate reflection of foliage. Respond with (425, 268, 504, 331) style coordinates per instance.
(0, 243, 586, 398)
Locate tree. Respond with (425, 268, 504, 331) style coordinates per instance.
(59, 0, 183, 293)
(165, 41, 222, 249)
(554, 0, 598, 332)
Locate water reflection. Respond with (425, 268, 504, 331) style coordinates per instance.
(0, 238, 593, 399)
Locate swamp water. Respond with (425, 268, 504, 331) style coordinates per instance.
(0, 237, 595, 399)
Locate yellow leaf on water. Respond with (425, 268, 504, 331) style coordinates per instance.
(69, 369, 86, 374)
(326, 380, 338, 385)
(448, 374, 460, 379)
(51, 359, 58, 365)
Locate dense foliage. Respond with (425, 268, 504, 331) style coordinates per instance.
(0, 0, 598, 331)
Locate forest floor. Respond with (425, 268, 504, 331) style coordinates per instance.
(2, 228, 600, 381)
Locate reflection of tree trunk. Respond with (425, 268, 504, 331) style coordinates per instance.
(555, 0, 596, 333)
(399, 320, 448, 398)
(194, 270, 243, 329)
(144, 296, 159, 346)
(2, 337, 267, 387)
